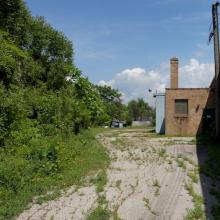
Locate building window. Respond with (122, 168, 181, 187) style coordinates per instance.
(175, 99, 188, 115)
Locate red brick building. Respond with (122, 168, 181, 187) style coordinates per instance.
(165, 58, 216, 136)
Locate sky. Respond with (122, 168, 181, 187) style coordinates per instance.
(26, 0, 216, 104)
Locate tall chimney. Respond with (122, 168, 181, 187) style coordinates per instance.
(170, 57, 179, 89)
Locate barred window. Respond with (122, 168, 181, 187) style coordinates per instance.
(175, 99, 188, 115)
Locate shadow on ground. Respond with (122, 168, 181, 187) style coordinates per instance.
(196, 134, 220, 219)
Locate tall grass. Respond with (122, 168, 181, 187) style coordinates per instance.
(0, 128, 109, 219)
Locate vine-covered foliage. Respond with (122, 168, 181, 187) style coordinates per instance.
(0, 1, 111, 218)
(0, 0, 109, 139)
(0, 1, 155, 218)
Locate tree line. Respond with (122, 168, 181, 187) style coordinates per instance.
(0, 0, 155, 144)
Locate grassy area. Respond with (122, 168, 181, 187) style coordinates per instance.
(86, 206, 110, 220)
(90, 170, 108, 193)
(86, 196, 110, 220)
(185, 205, 205, 220)
(0, 129, 109, 219)
(184, 181, 205, 220)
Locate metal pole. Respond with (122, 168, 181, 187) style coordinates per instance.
(212, 2, 220, 139)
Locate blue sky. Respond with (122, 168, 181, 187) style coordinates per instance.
(25, 0, 216, 103)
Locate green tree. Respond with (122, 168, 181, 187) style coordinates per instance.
(75, 78, 108, 126)
(0, 0, 32, 47)
(96, 85, 126, 122)
(0, 1, 78, 90)
(128, 100, 139, 121)
(29, 16, 76, 89)
(0, 2, 112, 219)
(128, 98, 155, 122)
(0, 31, 27, 87)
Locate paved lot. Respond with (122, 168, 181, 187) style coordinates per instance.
(18, 128, 215, 220)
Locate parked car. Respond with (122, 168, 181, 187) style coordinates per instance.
(110, 120, 124, 128)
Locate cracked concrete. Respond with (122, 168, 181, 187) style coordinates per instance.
(98, 129, 203, 220)
(17, 186, 98, 220)
(17, 128, 211, 220)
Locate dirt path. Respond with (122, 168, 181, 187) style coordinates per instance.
(17, 128, 216, 220)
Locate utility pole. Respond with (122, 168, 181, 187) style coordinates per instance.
(212, 2, 220, 139)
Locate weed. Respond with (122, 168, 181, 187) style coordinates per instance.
(185, 182, 204, 206)
(164, 140, 176, 146)
(152, 179, 160, 188)
(187, 171, 199, 184)
(176, 158, 186, 170)
(143, 197, 157, 215)
(111, 138, 126, 148)
(128, 150, 133, 158)
(91, 170, 108, 193)
(183, 156, 195, 166)
(184, 181, 205, 220)
(86, 194, 110, 220)
(154, 187, 160, 196)
(189, 139, 197, 145)
(36, 191, 61, 204)
(112, 205, 122, 220)
(158, 148, 166, 158)
(167, 159, 172, 164)
(185, 182, 193, 194)
(116, 180, 122, 190)
(97, 195, 107, 205)
(151, 147, 157, 154)
(143, 197, 150, 209)
(177, 154, 183, 158)
(0, 129, 109, 219)
(185, 205, 205, 220)
(86, 206, 110, 220)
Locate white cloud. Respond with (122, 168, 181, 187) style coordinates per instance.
(179, 58, 214, 88)
(98, 58, 214, 106)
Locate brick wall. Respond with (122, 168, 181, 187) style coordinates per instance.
(170, 57, 178, 89)
(165, 88, 215, 135)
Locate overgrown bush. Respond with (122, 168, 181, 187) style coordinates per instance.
(0, 129, 109, 219)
